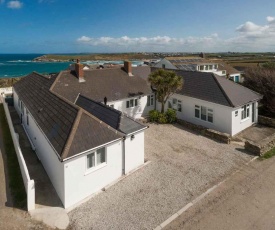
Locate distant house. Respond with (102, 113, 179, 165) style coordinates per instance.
(13, 61, 152, 209)
(152, 68, 262, 136)
(154, 57, 242, 82)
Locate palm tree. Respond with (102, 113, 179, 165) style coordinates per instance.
(148, 69, 183, 113)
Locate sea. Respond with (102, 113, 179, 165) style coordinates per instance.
(0, 54, 145, 79)
(0, 54, 72, 79)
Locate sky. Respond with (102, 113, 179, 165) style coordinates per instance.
(0, 0, 275, 53)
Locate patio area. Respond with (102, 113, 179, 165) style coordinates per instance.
(235, 124, 275, 143)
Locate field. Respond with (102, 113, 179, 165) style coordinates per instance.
(207, 52, 275, 68)
(35, 53, 160, 61)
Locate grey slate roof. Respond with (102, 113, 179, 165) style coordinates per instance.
(213, 74, 262, 107)
(13, 72, 123, 160)
(13, 72, 78, 155)
(75, 95, 147, 135)
(64, 111, 123, 159)
(51, 67, 152, 103)
(151, 68, 262, 107)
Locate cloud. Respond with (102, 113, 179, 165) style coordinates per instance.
(76, 16, 275, 52)
(236, 21, 267, 33)
(267, 16, 275, 22)
(77, 34, 221, 52)
(7, 0, 23, 9)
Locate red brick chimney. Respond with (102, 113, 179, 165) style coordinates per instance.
(75, 59, 85, 82)
(124, 61, 133, 76)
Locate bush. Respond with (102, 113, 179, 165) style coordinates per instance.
(165, 108, 177, 123)
(158, 113, 167, 124)
(149, 109, 178, 124)
(149, 110, 160, 122)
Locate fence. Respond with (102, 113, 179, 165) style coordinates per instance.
(1, 94, 35, 211)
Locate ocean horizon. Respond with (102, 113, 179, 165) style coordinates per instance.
(0, 54, 144, 79)
(0, 54, 72, 78)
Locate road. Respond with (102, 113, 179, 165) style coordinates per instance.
(165, 156, 275, 230)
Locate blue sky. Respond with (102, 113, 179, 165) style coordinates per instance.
(0, 0, 275, 53)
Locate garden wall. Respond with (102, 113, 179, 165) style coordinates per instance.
(177, 119, 231, 144)
(245, 133, 275, 156)
(2, 95, 35, 211)
(258, 115, 275, 128)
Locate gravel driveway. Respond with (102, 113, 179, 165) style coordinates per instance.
(69, 123, 253, 230)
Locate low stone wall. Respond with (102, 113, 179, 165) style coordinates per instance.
(245, 133, 275, 156)
(258, 115, 275, 128)
(177, 119, 231, 144)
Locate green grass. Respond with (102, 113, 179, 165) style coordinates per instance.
(260, 147, 275, 160)
(0, 105, 26, 209)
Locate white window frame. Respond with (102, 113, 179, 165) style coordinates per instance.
(86, 147, 107, 173)
(126, 98, 138, 108)
(195, 105, 214, 123)
(147, 95, 154, 107)
(168, 98, 182, 112)
(241, 104, 250, 121)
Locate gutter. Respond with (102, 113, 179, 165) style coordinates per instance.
(62, 137, 123, 162)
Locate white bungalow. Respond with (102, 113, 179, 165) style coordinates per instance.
(13, 61, 152, 209)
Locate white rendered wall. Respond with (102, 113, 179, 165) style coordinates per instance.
(231, 102, 258, 136)
(213, 70, 226, 76)
(124, 131, 145, 174)
(157, 94, 233, 135)
(107, 95, 154, 119)
(14, 90, 65, 205)
(4, 94, 35, 211)
(63, 140, 123, 209)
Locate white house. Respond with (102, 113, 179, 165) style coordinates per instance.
(13, 62, 151, 209)
(156, 70, 262, 136)
(154, 57, 242, 82)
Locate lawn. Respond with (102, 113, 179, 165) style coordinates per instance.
(0, 104, 26, 208)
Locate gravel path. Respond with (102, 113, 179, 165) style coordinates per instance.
(69, 123, 253, 230)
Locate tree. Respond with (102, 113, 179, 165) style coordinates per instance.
(243, 67, 275, 117)
(148, 69, 183, 113)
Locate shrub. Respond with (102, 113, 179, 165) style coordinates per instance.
(148, 110, 160, 122)
(165, 108, 177, 123)
(158, 113, 167, 124)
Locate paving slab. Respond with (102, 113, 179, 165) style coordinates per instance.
(30, 207, 69, 229)
(236, 124, 275, 143)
